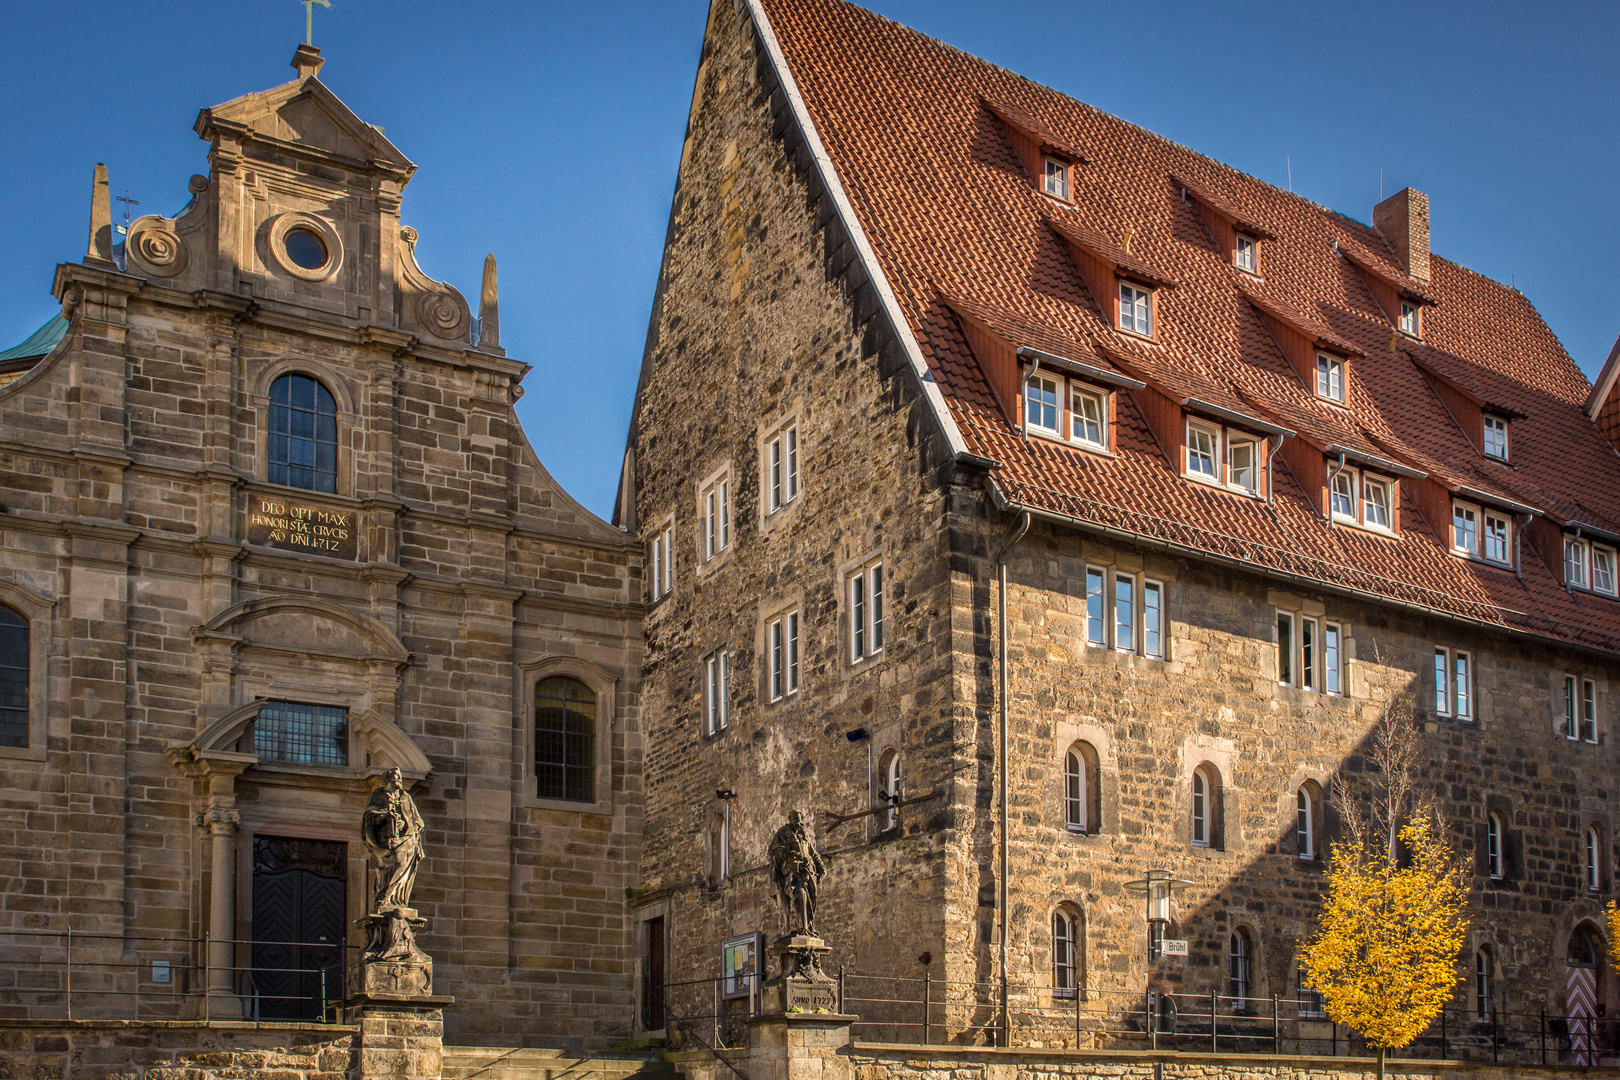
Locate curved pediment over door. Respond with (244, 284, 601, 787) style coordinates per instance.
(193, 595, 410, 666)
(172, 701, 431, 789)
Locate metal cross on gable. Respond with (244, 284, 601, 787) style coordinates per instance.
(301, 0, 332, 47)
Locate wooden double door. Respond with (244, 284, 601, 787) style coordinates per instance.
(251, 836, 347, 1020)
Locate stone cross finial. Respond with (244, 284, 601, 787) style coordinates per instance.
(300, 0, 331, 47)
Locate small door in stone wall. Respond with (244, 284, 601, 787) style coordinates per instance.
(251, 836, 347, 1020)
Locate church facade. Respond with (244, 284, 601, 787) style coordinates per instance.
(0, 46, 642, 1046)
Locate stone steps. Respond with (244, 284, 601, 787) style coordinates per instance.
(442, 1047, 679, 1080)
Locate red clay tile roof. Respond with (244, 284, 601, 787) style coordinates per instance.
(1171, 174, 1277, 242)
(753, 0, 1620, 656)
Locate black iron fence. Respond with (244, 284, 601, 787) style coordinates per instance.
(0, 928, 358, 1023)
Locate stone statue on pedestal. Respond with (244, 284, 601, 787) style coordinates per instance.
(769, 810, 826, 935)
(358, 768, 432, 996)
(763, 811, 836, 1009)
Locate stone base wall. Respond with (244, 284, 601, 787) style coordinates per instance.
(0, 1021, 357, 1080)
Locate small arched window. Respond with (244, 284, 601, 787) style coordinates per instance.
(877, 748, 901, 833)
(0, 604, 28, 748)
(268, 373, 338, 493)
(1052, 909, 1078, 999)
(1191, 765, 1221, 849)
(1064, 742, 1099, 834)
(1227, 930, 1252, 1012)
(535, 676, 596, 802)
(1586, 825, 1602, 892)
(707, 808, 729, 887)
(1475, 948, 1495, 1022)
(1296, 785, 1317, 860)
(1485, 812, 1504, 879)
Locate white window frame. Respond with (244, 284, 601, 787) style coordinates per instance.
(1112, 572, 1137, 654)
(1475, 950, 1494, 1022)
(1118, 280, 1153, 338)
(1186, 420, 1220, 483)
(1362, 475, 1394, 532)
(1276, 611, 1295, 687)
(1234, 234, 1258, 274)
(764, 421, 800, 515)
(1565, 675, 1580, 740)
(700, 469, 732, 562)
(1191, 768, 1212, 849)
(1070, 385, 1108, 450)
(1043, 156, 1070, 200)
(1022, 366, 1113, 455)
(1482, 414, 1508, 461)
(1330, 469, 1357, 523)
(1064, 746, 1087, 834)
(1454, 650, 1472, 720)
(1566, 536, 1590, 589)
(1586, 825, 1602, 891)
(1485, 812, 1503, 879)
(767, 610, 800, 702)
(1085, 567, 1107, 648)
(1052, 910, 1078, 998)
(1482, 511, 1511, 566)
(1025, 373, 1062, 436)
(649, 519, 675, 602)
(1301, 616, 1318, 691)
(1399, 300, 1419, 338)
(1143, 580, 1165, 660)
(1451, 501, 1481, 558)
(1227, 932, 1251, 1012)
(1434, 648, 1452, 716)
(1227, 436, 1259, 495)
(1315, 353, 1346, 403)
(1592, 545, 1618, 596)
(1580, 679, 1597, 743)
(705, 650, 730, 735)
(849, 561, 885, 664)
(1323, 622, 1343, 695)
(1081, 569, 1164, 658)
(1297, 787, 1315, 860)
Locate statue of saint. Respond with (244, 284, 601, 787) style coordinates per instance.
(768, 810, 826, 935)
(362, 767, 425, 913)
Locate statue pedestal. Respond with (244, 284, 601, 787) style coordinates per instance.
(348, 907, 441, 1003)
(748, 1008, 857, 1080)
(760, 934, 837, 1015)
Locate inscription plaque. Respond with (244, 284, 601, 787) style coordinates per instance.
(248, 496, 357, 559)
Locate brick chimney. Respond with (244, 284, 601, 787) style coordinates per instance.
(1373, 187, 1430, 282)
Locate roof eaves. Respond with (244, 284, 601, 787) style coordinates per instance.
(745, 0, 968, 459)
(1584, 331, 1620, 418)
(1013, 346, 1144, 390)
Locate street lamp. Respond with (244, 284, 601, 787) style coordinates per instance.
(1124, 869, 1193, 961)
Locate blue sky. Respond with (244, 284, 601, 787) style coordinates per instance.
(2, 1, 1615, 519)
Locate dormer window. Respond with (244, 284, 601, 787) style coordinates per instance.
(1315, 354, 1346, 403)
(1330, 466, 1397, 533)
(1026, 375, 1061, 436)
(1452, 499, 1513, 567)
(1021, 364, 1115, 455)
(1482, 415, 1508, 460)
(1228, 437, 1258, 494)
(1564, 537, 1617, 594)
(1043, 157, 1070, 200)
(1071, 387, 1106, 449)
(1186, 420, 1219, 480)
(1185, 418, 1267, 497)
(1399, 300, 1419, 337)
(1234, 234, 1258, 274)
(1118, 282, 1153, 337)
(1594, 546, 1618, 595)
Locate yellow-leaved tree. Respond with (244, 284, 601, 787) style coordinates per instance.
(1608, 900, 1620, 972)
(1300, 709, 1470, 1080)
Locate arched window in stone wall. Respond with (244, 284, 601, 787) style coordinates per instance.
(0, 604, 27, 748)
(1474, 946, 1496, 1022)
(1296, 782, 1323, 861)
(1192, 764, 1223, 850)
(1227, 929, 1253, 1013)
(1586, 824, 1603, 892)
(1485, 811, 1505, 880)
(1064, 742, 1100, 834)
(706, 808, 729, 887)
(268, 372, 338, 493)
(1051, 905, 1082, 999)
(877, 747, 901, 833)
(535, 676, 596, 802)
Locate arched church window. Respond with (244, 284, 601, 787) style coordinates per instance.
(268, 373, 338, 493)
(535, 676, 596, 802)
(0, 604, 27, 748)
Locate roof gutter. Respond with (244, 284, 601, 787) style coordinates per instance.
(1183, 397, 1293, 440)
(1322, 443, 1427, 481)
(1016, 346, 1145, 391)
(989, 481, 1620, 663)
(1453, 485, 1538, 518)
(744, 0, 969, 459)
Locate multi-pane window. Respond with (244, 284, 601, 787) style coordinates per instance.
(1328, 466, 1395, 532)
(765, 423, 800, 514)
(1191, 769, 1210, 848)
(768, 611, 800, 701)
(1071, 388, 1106, 449)
(1315, 354, 1346, 403)
(1043, 157, 1069, 199)
(1143, 581, 1164, 659)
(1586, 825, 1601, 891)
(1330, 471, 1355, 520)
(1113, 573, 1136, 653)
(1053, 911, 1078, 998)
(1085, 569, 1164, 657)
(256, 700, 348, 766)
(1482, 415, 1508, 460)
(1299, 967, 1326, 1018)
(1064, 745, 1088, 833)
(1228, 438, 1257, 494)
(702, 475, 731, 561)
(1085, 568, 1106, 647)
(535, 677, 596, 802)
(1118, 282, 1153, 337)
(1486, 812, 1503, 879)
(1277, 613, 1294, 686)
(1324, 623, 1342, 695)
(268, 373, 338, 493)
(1297, 787, 1315, 860)
(649, 522, 675, 601)
(850, 562, 884, 662)
(1594, 547, 1618, 595)
(1227, 932, 1251, 1011)
(1301, 618, 1317, 691)
(1566, 537, 1589, 588)
(1565, 676, 1581, 740)
(1452, 503, 1479, 556)
(1279, 610, 1344, 691)
(1433, 647, 1472, 718)
(1565, 538, 1618, 594)
(1581, 679, 1597, 743)
(0, 605, 27, 748)
(1026, 376, 1060, 435)
(1234, 234, 1257, 274)
(1399, 301, 1419, 337)
(1021, 367, 1113, 453)
(1475, 951, 1494, 1022)
(1363, 477, 1393, 530)
(1483, 513, 1510, 565)
(705, 651, 730, 735)
(1452, 501, 1511, 565)
(1186, 421, 1218, 479)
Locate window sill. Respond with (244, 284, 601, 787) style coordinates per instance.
(1449, 549, 1516, 573)
(1566, 583, 1620, 601)
(1331, 517, 1399, 539)
(519, 792, 615, 817)
(845, 650, 887, 680)
(696, 548, 735, 577)
(1027, 427, 1115, 458)
(0, 743, 47, 762)
(1114, 327, 1155, 344)
(764, 690, 801, 708)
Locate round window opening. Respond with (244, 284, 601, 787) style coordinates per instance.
(283, 228, 329, 271)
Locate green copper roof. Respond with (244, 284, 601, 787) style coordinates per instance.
(0, 314, 68, 365)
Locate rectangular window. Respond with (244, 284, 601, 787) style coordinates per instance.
(1143, 581, 1164, 659)
(1234, 235, 1257, 273)
(1026, 376, 1060, 435)
(1363, 477, 1392, 530)
(1301, 618, 1317, 691)
(1043, 157, 1069, 199)
(705, 492, 717, 559)
(1434, 649, 1450, 715)
(1482, 415, 1508, 460)
(1483, 513, 1510, 566)
(1277, 612, 1294, 686)
(702, 475, 732, 561)
(1594, 547, 1617, 595)
(767, 611, 801, 700)
(1114, 573, 1136, 653)
(256, 700, 348, 766)
(706, 653, 730, 734)
(1566, 676, 1579, 739)
(1324, 623, 1342, 695)
(1454, 651, 1472, 720)
(850, 564, 884, 662)
(1118, 282, 1153, 337)
(1299, 968, 1326, 1018)
(786, 426, 799, 502)
(1452, 504, 1479, 556)
(1399, 301, 1419, 337)
(1086, 568, 1106, 647)
(768, 437, 782, 512)
(769, 618, 784, 701)
(1330, 469, 1356, 521)
(787, 611, 799, 694)
(1187, 421, 1218, 480)
(1316, 354, 1345, 403)
(1581, 680, 1597, 743)
(1566, 538, 1590, 589)
(650, 523, 675, 600)
(650, 533, 664, 600)
(1071, 387, 1106, 448)
(1228, 438, 1257, 494)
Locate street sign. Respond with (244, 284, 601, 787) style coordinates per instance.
(1162, 939, 1188, 956)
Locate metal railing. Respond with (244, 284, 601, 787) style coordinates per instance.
(0, 927, 357, 1023)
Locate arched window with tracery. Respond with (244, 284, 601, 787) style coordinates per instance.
(268, 373, 338, 492)
(1064, 742, 1099, 834)
(1052, 907, 1080, 999)
(535, 676, 596, 802)
(0, 604, 27, 748)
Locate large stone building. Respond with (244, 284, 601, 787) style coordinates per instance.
(619, 0, 1619, 1051)
(0, 45, 643, 1046)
